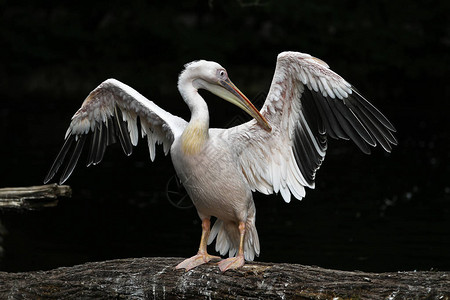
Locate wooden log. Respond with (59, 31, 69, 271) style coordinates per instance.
(0, 257, 448, 299)
(0, 184, 71, 210)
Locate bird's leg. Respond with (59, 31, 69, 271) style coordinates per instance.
(175, 218, 221, 271)
(218, 221, 246, 272)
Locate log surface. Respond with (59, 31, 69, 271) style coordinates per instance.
(0, 257, 448, 299)
(0, 184, 71, 209)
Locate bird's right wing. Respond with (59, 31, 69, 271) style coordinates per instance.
(226, 51, 396, 203)
(44, 78, 188, 184)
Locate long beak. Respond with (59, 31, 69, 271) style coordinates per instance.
(208, 78, 271, 132)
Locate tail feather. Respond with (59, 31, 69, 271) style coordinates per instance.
(208, 218, 260, 261)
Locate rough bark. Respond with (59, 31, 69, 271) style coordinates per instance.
(0, 257, 448, 299)
(0, 184, 71, 210)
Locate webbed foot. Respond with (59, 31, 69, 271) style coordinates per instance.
(218, 255, 245, 272)
(175, 253, 221, 271)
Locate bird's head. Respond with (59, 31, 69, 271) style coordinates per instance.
(178, 60, 271, 131)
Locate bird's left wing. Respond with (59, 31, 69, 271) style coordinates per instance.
(226, 51, 396, 203)
(44, 78, 188, 184)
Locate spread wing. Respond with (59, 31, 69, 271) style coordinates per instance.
(44, 78, 187, 184)
(228, 51, 397, 202)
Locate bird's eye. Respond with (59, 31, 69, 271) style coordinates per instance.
(218, 69, 227, 79)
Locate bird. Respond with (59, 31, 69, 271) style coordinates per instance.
(44, 51, 397, 272)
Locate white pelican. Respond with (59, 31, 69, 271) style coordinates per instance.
(44, 51, 396, 272)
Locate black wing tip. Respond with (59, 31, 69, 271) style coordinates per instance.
(335, 86, 397, 154)
(351, 87, 397, 132)
(45, 106, 137, 184)
(43, 176, 53, 185)
(58, 174, 70, 185)
(59, 134, 87, 185)
(360, 133, 397, 155)
(43, 135, 76, 185)
(44, 168, 56, 184)
(356, 125, 397, 155)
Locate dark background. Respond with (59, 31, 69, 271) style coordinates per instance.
(1, 0, 449, 273)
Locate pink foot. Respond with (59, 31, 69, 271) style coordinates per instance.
(218, 255, 245, 272)
(175, 253, 221, 271)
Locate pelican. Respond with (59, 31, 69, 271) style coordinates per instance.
(44, 51, 396, 272)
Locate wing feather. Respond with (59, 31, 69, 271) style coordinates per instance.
(45, 78, 187, 184)
(114, 105, 134, 155)
(59, 134, 87, 183)
(44, 135, 75, 184)
(227, 51, 396, 202)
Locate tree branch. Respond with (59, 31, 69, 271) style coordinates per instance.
(0, 257, 448, 299)
(0, 184, 71, 210)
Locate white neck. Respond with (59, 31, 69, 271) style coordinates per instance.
(177, 74, 210, 154)
(178, 72, 210, 129)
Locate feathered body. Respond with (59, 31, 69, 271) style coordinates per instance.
(45, 52, 396, 271)
(172, 128, 260, 261)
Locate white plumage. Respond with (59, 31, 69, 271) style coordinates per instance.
(45, 51, 396, 271)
